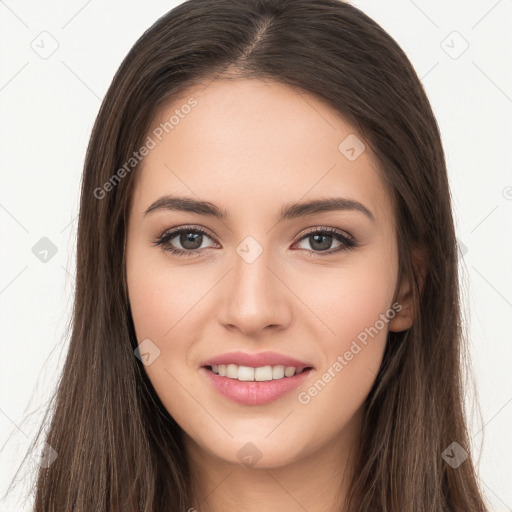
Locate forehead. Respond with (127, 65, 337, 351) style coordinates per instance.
(131, 78, 393, 227)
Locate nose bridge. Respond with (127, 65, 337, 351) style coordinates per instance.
(234, 240, 272, 297)
(218, 235, 291, 334)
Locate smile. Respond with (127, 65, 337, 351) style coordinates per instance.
(201, 365, 313, 405)
(209, 363, 310, 381)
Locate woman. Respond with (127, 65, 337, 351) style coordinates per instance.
(21, 0, 489, 510)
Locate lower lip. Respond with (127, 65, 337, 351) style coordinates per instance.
(200, 366, 313, 405)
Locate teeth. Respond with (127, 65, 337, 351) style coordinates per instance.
(272, 366, 285, 379)
(210, 364, 308, 381)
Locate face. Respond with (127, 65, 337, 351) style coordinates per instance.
(125, 78, 412, 470)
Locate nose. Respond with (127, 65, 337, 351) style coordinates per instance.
(217, 246, 293, 337)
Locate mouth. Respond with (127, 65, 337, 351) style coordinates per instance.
(204, 363, 313, 382)
(200, 364, 314, 406)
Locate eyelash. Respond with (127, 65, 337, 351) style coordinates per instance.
(153, 224, 359, 258)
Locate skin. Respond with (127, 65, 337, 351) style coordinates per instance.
(125, 78, 417, 512)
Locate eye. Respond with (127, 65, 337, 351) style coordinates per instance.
(153, 225, 218, 257)
(153, 225, 358, 258)
(292, 227, 357, 255)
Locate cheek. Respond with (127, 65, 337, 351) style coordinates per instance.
(126, 258, 208, 427)
(295, 255, 396, 409)
(302, 260, 397, 348)
(126, 255, 217, 407)
(293, 290, 392, 444)
(127, 254, 210, 342)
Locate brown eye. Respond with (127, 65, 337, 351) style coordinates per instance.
(293, 227, 357, 254)
(153, 226, 217, 256)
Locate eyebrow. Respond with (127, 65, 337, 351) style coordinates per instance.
(144, 195, 375, 223)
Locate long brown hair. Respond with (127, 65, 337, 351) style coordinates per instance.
(10, 0, 488, 510)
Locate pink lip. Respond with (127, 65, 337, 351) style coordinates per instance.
(200, 350, 313, 369)
(200, 366, 313, 405)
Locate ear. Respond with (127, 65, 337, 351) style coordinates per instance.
(389, 246, 427, 333)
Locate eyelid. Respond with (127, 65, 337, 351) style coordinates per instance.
(294, 225, 355, 244)
(157, 224, 217, 242)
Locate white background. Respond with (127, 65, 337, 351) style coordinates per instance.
(0, 1, 511, 511)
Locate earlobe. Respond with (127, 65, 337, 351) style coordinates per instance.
(389, 246, 427, 333)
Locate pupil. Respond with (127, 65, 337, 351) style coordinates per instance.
(311, 234, 332, 251)
(181, 232, 202, 250)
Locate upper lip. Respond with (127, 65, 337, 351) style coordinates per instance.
(200, 351, 314, 369)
